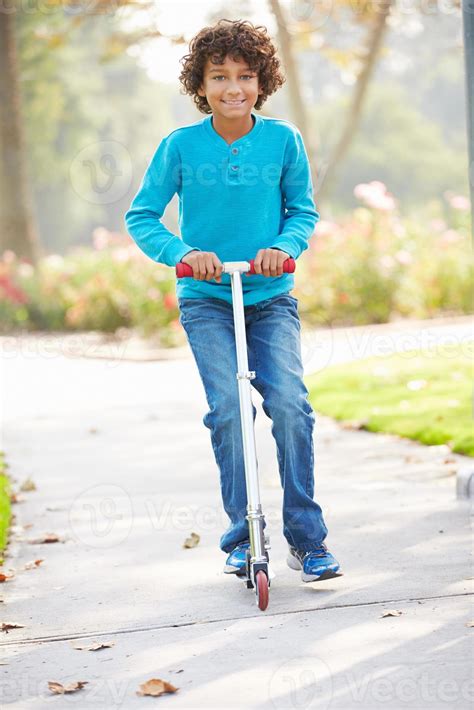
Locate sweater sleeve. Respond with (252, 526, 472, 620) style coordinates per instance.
(124, 135, 200, 267)
(269, 128, 320, 260)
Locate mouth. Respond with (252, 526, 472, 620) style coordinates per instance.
(221, 99, 246, 106)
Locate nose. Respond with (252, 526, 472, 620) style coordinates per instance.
(226, 80, 242, 96)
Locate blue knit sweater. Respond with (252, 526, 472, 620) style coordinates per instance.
(125, 111, 319, 305)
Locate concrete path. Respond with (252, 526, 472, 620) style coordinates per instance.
(0, 319, 473, 708)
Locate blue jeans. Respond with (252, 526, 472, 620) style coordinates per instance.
(178, 291, 328, 554)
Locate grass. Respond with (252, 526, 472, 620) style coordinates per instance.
(305, 342, 474, 456)
(0, 452, 11, 561)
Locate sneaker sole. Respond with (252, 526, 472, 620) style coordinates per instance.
(223, 564, 247, 576)
(286, 552, 343, 583)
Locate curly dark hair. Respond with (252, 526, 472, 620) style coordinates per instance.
(179, 19, 285, 114)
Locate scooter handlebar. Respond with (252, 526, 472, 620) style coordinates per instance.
(175, 258, 296, 278)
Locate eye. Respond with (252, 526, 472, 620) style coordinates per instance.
(211, 74, 255, 80)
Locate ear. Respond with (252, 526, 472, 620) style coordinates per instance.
(197, 83, 205, 97)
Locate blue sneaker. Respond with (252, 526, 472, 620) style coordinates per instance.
(223, 540, 250, 576)
(287, 543, 343, 583)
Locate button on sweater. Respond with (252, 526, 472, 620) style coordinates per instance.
(125, 111, 320, 306)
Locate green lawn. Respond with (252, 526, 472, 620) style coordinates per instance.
(0, 452, 11, 560)
(305, 343, 474, 456)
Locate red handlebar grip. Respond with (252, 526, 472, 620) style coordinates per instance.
(175, 262, 194, 278)
(248, 258, 295, 274)
(175, 258, 296, 278)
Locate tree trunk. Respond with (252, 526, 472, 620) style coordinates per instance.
(0, 3, 40, 262)
(317, 1, 393, 203)
(268, 0, 318, 187)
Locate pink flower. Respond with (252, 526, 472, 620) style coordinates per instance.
(147, 288, 160, 301)
(439, 230, 461, 245)
(354, 181, 396, 211)
(92, 227, 109, 250)
(395, 250, 413, 265)
(449, 195, 470, 211)
(2, 250, 16, 264)
(429, 219, 447, 232)
(314, 220, 339, 238)
(112, 248, 130, 263)
(163, 293, 177, 310)
(0, 274, 28, 304)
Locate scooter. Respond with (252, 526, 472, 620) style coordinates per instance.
(176, 257, 296, 611)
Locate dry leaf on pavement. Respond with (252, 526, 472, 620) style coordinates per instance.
(183, 532, 200, 549)
(28, 533, 63, 544)
(48, 681, 88, 694)
(136, 678, 179, 697)
(72, 641, 115, 651)
(20, 478, 37, 492)
(381, 609, 403, 618)
(1, 622, 26, 633)
(0, 571, 16, 582)
(23, 559, 44, 570)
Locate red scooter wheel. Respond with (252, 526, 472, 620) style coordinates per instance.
(255, 570, 269, 611)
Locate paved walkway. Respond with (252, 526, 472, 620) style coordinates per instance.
(0, 318, 472, 708)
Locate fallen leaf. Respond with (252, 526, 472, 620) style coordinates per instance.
(28, 533, 62, 544)
(0, 571, 16, 583)
(340, 419, 368, 431)
(465, 621, 474, 627)
(20, 478, 36, 492)
(48, 681, 89, 694)
(183, 532, 200, 549)
(89, 427, 98, 434)
(9, 492, 25, 504)
(24, 523, 34, 529)
(381, 610, 403, 618)
(23, 559, 44, 570)
(136, 678, 179, 697)
(1, 622, 26, 633)
(404, 455, 422, 463)
(443, 457, 456, 464)
(72, 641, 115, 651)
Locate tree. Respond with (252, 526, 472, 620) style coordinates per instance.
(0, 1, 40, 262)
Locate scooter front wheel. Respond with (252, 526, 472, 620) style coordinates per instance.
(255, 570, 269, 611)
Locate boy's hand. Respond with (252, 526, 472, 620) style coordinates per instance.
(181, 250, 223, 283)
(250, 248, 290, 277)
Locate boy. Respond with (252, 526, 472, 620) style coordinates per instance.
(125, 19, 342, 583)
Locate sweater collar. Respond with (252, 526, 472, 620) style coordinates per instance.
(202, 111, 264, 151)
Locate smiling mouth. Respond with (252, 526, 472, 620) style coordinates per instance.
(221, 99, 246, 105)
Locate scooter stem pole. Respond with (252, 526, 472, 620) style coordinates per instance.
(228, 266, 266, 563)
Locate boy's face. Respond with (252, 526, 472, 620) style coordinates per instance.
(198, 55, 262, 119)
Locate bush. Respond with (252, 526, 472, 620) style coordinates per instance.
(294, 184, 472, 326)
(0, 188, 471, 343)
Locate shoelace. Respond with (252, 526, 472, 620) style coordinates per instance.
(301, 544, 328, 559)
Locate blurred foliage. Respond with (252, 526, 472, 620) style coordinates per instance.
(13, 7, 467, 255)
(0, 187, 471, 344)
(313, 82, 468, 212)
(0, 451, 11, 556)
(294, 183, 472, 325)
(17, 9, 176, 254)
